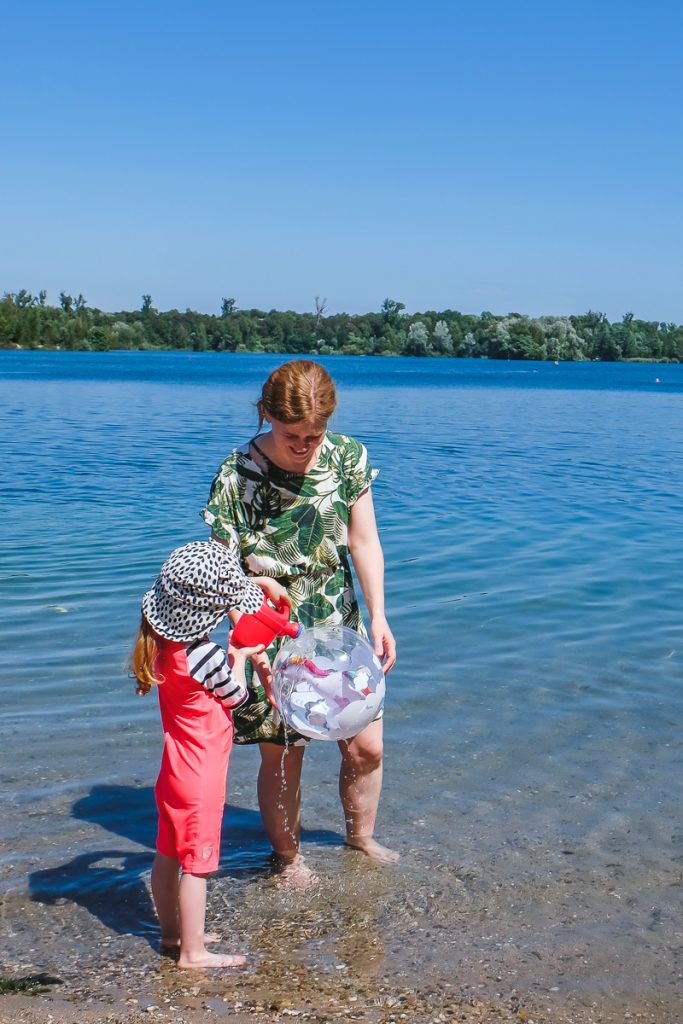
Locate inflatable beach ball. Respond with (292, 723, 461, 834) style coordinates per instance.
(272, 625, 386, 741)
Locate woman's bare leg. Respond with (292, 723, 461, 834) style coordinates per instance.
(257, 742, 305, 856)
(257, 742, 316, 886)
(339, 719, 399, 864)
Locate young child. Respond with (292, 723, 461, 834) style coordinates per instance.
(132, 539, 288, 969)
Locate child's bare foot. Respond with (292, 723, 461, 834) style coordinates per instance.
(275, 853, 319, 890)
(345, 836, 400, 865)
(177, 949, 247, 970)
(161, 932, 221, 954)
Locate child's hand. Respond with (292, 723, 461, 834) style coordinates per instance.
(229, 642, 265, 669)
(228, 642, 265, 691)
(251, 576, 291, 611)
(249, 648, 278, 708)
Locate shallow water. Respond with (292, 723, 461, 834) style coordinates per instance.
(1, 351, 683, 1016)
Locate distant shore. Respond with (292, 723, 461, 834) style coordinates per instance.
(2, 343, 680, 365)
(2, 291, 682, 361)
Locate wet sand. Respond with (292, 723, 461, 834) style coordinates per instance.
(2, 842, 682, 1024)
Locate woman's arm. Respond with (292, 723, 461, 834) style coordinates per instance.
(347, 489, 396, 673)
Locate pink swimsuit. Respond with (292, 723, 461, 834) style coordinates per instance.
(154, 638, 234, 873)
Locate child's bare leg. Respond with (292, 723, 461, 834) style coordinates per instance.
(339, 719, 399, 865)
(151, 852, 181, 944)
(177, 872, 246, 969)
(258, 743, 317, 888)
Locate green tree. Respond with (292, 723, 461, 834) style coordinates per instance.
(432, 320, 453, 355)
(15, 289, 34, 308)
(405, 321, 430, 356)
(381, 298, 405, 324)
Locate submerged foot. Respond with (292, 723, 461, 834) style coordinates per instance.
(345, 836, 400, 865)
(177, 950, 247, 970)
(274, 853, 320, 891)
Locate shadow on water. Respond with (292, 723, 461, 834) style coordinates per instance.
(28, 848, 156, 942)
(27, 784, 342, 946)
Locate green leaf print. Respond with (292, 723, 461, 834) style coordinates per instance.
(291, 504, 325, 553)
(202, 433, 375, 747)
(289, 477, 321, 499)
(339, 438, 363, 479)
(267, 516, 299, 545)
(297, 592, 335, 625)
(260, 535, 304, 568)
(332, 499, 349, 524)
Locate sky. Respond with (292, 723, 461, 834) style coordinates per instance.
(3, 0, 683, 322)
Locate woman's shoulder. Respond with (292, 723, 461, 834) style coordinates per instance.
(213, 442, 253, 477)
(324, 433, 376, 494)
(326, 431, 369, 460)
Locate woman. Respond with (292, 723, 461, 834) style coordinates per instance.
(202, 360, 397, 884)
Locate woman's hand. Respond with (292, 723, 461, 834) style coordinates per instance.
(251, 576, 291, 611)
(370, 614, 396, 674)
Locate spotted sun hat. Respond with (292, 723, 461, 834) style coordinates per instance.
(141, 540, 263, 643)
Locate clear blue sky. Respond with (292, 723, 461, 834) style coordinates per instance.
(3, 0, 683, 321)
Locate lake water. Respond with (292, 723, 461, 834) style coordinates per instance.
(1, 351, 682, 1021)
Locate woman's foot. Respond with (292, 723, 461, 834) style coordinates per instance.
(274, 853, 319, 890)
(345, 836, 399, 865)
(177, 950, 247, 970)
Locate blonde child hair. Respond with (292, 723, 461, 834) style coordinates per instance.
(131, 615, 163, 695)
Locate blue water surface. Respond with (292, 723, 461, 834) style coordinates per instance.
(1, 351, 682, 997)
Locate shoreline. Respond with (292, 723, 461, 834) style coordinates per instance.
(2, 864, 681, 1024)
(1, 955, 678, 1024)
(0, 344, 681, 365)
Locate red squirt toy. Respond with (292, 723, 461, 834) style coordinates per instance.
(231, 596, 302, 648)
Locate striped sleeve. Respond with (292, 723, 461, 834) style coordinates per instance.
(184, 638, 248, 709)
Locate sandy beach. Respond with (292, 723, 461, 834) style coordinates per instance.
(1, 855, 680, 1024)
(0, 961, 677, 1024)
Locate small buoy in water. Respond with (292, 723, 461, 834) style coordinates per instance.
(655, 377, 660, 383)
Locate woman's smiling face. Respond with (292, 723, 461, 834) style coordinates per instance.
(265, 416, 327, 471)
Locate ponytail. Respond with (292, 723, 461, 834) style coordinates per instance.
(131, 615, 163, 696)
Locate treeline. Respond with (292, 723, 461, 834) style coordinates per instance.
(2, 291, 683, 362)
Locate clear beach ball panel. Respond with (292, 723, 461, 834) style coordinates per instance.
(272, 624, 386, 741)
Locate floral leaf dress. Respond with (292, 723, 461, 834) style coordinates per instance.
(201, 431, 378, 745)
